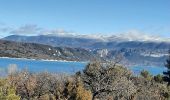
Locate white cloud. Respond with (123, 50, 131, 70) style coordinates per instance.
(0, 23, 170, 42)
(116, 30, 170, 42)
(10, 24, 42, 35)
(3, 24, 75, 36)
(40, 28, 76, 37)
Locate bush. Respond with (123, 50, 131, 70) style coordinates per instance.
(140, 70, 152, 80)
(65, 77, 92, 100)
(0, 78, 20, 100)
(154, 74, 163, 83)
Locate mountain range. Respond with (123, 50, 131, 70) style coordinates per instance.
(1, 34, 170, 66)
(3, 33, 170, 48)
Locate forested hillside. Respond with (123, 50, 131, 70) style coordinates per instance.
(0, 40, 97, 61)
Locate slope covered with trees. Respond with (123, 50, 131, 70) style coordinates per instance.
(0, 40, 97, 61)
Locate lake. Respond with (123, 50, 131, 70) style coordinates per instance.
(0, 57, 167, 76)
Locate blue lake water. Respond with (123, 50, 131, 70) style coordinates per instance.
(0, 58, 167, 76)
(130, 66, 167, 75)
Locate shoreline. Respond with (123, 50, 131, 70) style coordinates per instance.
(0, 57, 87, 63)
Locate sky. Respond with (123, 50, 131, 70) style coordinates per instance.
(0, 0, 170, 37)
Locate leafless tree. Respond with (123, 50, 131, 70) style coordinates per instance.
(47, 73, 68, 100)
(8, 70, 36, 100)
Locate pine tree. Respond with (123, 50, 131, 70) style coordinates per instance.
(163, 50, 170, 85)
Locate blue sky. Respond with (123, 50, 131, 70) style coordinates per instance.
(0, 0, 170, 37)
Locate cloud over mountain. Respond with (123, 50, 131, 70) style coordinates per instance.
(0, 24, 170, 42)
(9, 24, 42, 35)
(0, 24, 74, 36)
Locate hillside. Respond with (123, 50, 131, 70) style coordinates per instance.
(0, 40, 97, 61)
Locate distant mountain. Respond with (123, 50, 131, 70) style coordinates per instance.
(3, 34, 170, 49)
(3, 35, 102, 48)
(2, 34, 170, 66)
(0, 40, 97, 61)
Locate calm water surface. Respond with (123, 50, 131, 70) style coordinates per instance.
(0, 58, 167, 76)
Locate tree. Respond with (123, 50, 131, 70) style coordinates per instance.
(154, 74, 163, 83)
(81, 61, 136, 100)
(140, 70, 152, 80)
(163, 50, 170, 85)
(47, 73, 67, 100)
(66, 76, 92, 100)
(0, 78, 20, 100)
(8, 70, 36, 100)
(33, 72, 51, 99)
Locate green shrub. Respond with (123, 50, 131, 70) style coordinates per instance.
(140, 70, 152, 80)
(154, 74, 163, 83)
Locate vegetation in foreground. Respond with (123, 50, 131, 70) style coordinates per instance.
(0, 61, 169, 100)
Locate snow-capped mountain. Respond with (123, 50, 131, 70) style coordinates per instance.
(5, 30, 170, 43)
(1, 33, 170, 66)
(2, 32, 170, 49)
(79, 32, 170, 42)
(112, 32, 170, 42)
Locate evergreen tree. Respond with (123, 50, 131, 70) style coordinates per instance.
(163, 50, 170, 85)
(140, 70, 152, 80)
